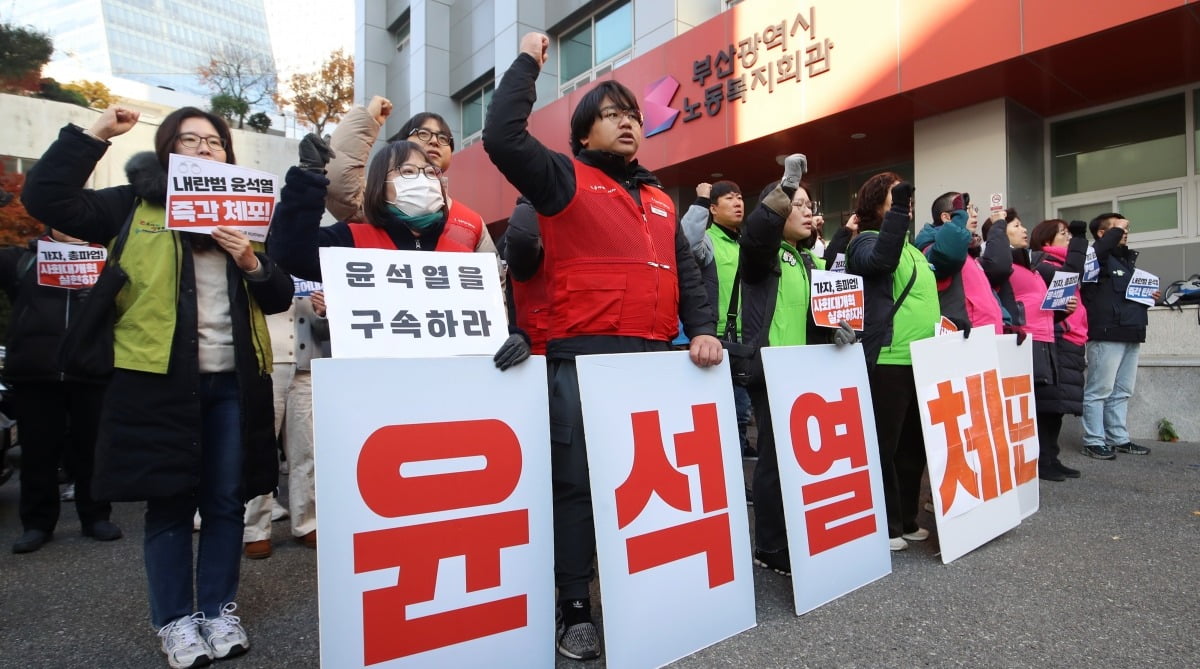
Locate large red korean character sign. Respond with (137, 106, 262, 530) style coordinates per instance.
(995, 334, 1040, 518)
(577, 352, 755, 669)
(761, 344, 890, 615)
(312, 357, 554, 668)
(616, 404, 734, 588)
(912, 328, 1026, 564)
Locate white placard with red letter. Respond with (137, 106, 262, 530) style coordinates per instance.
(165, 153, 277, 240)
(911, 328, 1023, 564)
(576, 352, 755, 668)
(311, 356, 554, 669)
(995, 334, 1040, 519)
(36, 239, 106, 288)
(319, 247, 508, 359)
(760, 343, 890, 615)
(809, 270, 865, 331)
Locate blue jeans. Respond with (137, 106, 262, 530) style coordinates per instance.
(1082, 341, 1140, 448)
(144, 373, 245, 628)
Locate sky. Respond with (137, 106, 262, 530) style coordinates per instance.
(263, 0, 356, 81)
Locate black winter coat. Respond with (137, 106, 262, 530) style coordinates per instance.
(21, 125, 293, 502)
(1080, 228, 1148, 343)
(1031, 236, 1089, 416)
(0, 239, 105, 384)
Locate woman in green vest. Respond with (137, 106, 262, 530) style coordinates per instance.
(738, 177, 847, 575)
(845, 173, 940, 552)
(22, 105, 294, 669)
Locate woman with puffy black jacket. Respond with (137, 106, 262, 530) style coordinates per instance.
(1028, 218, 1090, 479)
(988, 210, 1083, 483)
(22, 105, 293, 669)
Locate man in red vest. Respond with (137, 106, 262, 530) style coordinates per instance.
(483, 32, 723, 661)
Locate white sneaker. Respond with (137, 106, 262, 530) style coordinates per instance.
(270, 498, 289, 522)
(157, 613, 213, 669)
(902, 528, 930, 542)
(889, 537, 908, 551)
(201, 603, 250, 659)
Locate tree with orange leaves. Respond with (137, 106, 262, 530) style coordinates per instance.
(277, 49, 354, 136)
(0, 167, 44, 248)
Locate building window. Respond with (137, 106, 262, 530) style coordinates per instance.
(460, 80, 494, 143)
(559, 1, 633, 94)
(1050, 92, 1194, 241)
(392, 13, 410, 52)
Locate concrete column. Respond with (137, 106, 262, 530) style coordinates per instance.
(914, 98, 1046, 227)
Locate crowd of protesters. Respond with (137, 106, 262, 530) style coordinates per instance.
(5, 28, 1165, 668)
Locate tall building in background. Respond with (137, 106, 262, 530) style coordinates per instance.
(9, 0, 275, 98)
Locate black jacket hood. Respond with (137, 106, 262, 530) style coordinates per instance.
(125, 151, 167, 205)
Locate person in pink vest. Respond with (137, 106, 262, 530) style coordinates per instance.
(1029, 218, 1090, 479)
(989, 209, 1081, 482)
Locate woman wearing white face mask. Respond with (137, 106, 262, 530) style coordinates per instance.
(268, 138, 499, 281)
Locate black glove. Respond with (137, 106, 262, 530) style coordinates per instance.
(493, 333, 531, 371)
(298, 133, 334, 174)
(832, 320, 857, 346)
(890, 181, 914, 211)
(1068, 219, 1087, 238)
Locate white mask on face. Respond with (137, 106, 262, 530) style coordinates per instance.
(389, 175, 445, 216)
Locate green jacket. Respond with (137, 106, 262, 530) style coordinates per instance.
(707, 224, 742, 337)
(767, 243, 824, 347)
(115, 201, 272, 374)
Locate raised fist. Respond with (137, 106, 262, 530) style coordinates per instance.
(367, 96, 393, 125)
(88, 105, 140, 141)
(520, 33, 549, 68)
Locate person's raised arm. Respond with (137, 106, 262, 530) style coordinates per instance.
(979, 214, 1014, 288)
(680, 182, 715, 266)
(325, 98, 389, 221)
(21, 106, 143, 244)
(267, 135, 345, 281)
(482, 32, 576, 216)
(847, 182, 913, 278)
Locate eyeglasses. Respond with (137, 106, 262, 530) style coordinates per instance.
(393, 163, 442, 179)
(791, 200, 813, 211)
(409, 128, 454, 147)
(598, 106, 643, 125)
(176, 133, 227, 151)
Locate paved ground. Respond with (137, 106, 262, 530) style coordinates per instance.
(1, 439, 1198, 668)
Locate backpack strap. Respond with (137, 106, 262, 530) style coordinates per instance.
(723, 268, 742, 342)
(886, 268, 918, 325)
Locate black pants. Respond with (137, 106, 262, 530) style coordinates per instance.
(16, 380, 110, 533)
(749, 385, 787, 553)
(1038, 412, 1063, 464)
(547, 360, 595, 601)
(867, 364, 926, 538)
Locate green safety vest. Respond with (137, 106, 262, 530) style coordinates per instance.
(868, 233, 940, 366)
(767, 242, 824, 347)
(707, 224, 742, 338)
(113, 201, 271, 374)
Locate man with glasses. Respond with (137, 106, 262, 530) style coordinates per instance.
(483, 32, 722, 662)
(325, 97, 489, 241)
